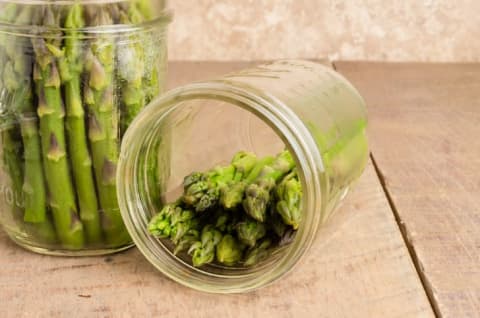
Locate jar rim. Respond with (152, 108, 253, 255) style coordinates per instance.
(0, 7, 173, 38)
(1, 0, 160, 5)
(117, 79, 325, 293)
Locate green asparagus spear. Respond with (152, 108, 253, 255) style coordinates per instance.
(4, 5, 57, 243)
(275, 169, 302, 230)
(188, 225, 223, 267)
(84, 7, 129, 246)
(132, 0, 168, 205)
(216, 234, 243, 266)
(0, 3, 23, 222)
(135, 0, 167, 103)
(236, 218, 267, 247)
(4, 44, 56, 243)
(214, 210, 231, 233)
(2, 7, 45, 223)
(59, 4, 102, 245)
(0, 122, 24, 220)
(182, 165, 235, 212)
(220, 155, 273, 209)
(230, 151, 258, 181)
(148, 203, 199, 244)
(174, 229, 200, 255)
(244, 239, 272, 266)
(183, 152, 257, 212)
(117, 3, 145, 135)
(134, 0, 154, 20)
(268, 205, 288, 237)
(32, 6, 84, 248)
(243, 150, 295, 222)
(148, 204, 176, 238)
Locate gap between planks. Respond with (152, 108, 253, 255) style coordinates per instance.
(370, 153, 441, 318)
(332, 59, 440, 316)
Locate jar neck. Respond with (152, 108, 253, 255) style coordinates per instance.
(117, 81, 325, 293)
(0, 1, 173, 36)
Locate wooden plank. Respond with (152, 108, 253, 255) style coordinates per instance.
(336, 61, 480, 317)
(0, 62, 433, 317)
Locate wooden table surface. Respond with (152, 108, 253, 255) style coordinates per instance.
(0, 61, 478, 318)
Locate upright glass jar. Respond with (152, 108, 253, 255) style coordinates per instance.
(117, 60, 369, 292)
(0, 0, 172, 255)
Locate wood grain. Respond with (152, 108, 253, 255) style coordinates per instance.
(336, 61, 480, 318)
(0, 62, 433, 317)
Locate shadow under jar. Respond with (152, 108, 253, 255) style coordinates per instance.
(117, 60, 370, 293)
(0, 0, 172, 255)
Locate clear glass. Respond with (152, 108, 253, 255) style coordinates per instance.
(0, 0, 172, 255)
(118, 60, 369, 292)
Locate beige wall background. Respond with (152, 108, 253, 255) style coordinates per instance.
(168, 0, 479, 62)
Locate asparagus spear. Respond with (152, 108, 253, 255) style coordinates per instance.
(134, 0, 154, 20)
(243, 150, 295, 222)
(1, 123, 24, 218)
(236, 217, 267, 248)
(139, 0, 169, 203)
(173, 228, 200, 255)
(32, 6, 84, 248)
(216, 234, 243, 266)
(117, 3, 145, 135)
(213, 210, 231, 233)
(1, 5, 58, 242)
(275, 169, 302, 230)
(220, 155, 273, 209)
(135, 0, 166, 102)
(182, 166, 234, 212)
(84, 7, 129, 245)
(148, 203, 198, 243)
(60, 4, 102, 244)
(188, 225, 223, 267)
(244, 239, 272, 266)
(0, 4, 23, 222)
(183, 151, 257, 212)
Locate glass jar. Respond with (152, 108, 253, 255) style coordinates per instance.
(0, 0, 172, 255)
(117, 60, 369, 292)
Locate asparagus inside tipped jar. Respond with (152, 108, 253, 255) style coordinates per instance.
(148, 149, 302, 268)
(117, 60, 369, 292)
(0, 0, 171, 255)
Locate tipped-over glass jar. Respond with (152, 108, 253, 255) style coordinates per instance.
(0, 0, 172, 255)
(117, 60, 369, 293)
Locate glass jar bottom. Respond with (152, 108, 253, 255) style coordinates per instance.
(7, 234, 134, 256)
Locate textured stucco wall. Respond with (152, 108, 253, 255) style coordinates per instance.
(168, 0, 480, 62)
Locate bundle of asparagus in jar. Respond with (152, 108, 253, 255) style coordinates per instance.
(148, 150, 303, 267)
(0, 0, 170, 253)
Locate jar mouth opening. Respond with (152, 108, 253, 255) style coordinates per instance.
(118, 82, 324, 293)
(0, 8, 173, 38)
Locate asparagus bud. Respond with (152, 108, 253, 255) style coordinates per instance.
(188, 225, 222, 267)
(216, 234, 243, 266)
(148, 203, 197, 243)
(230, 151, 257, 181)
(219, 151, 259, 209)
(243, 150, 295, 222)
(182, 165, 233, 212)
(173, 229, 200, 255)
(148, 204, 177, 238)
(244, 239, 272, 266)
(236, 218, 267, 247)
(275, 169, 302, 229)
